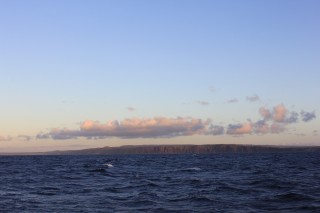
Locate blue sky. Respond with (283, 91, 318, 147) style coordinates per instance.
(0, 1, 319, 152)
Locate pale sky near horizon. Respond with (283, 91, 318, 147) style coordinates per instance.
(0, 0, 319, 152)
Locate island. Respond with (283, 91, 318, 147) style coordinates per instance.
(41, 144, 320, 155)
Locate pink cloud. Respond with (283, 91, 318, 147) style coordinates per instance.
(254, 120, 269, 134)
(0, 136, 12, 142)
(273, 104, 287, 122)
(40, 117, 216, 140)
(270, 123, 285, 133)
(35, 104, 315, 140)
(227, 122, 252, 135)
(259, 107, 271, 120)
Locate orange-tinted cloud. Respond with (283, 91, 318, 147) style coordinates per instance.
(273, 104, 287, 122)
(0, 136, 12, 141)
(259, 107, 271, 120)
(270, 123, 285, 133)
(254, 120, 269, 134)
(227, 122, 252, 135)
(35, 104, 316, 140)
(40, 117, 216, 140)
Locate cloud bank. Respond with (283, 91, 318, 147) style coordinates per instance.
(39, 117, 220, 140)
(36, 104, 316, 140)
(225, 104, 316, 136)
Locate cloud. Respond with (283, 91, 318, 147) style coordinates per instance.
(300, 111, 316, 122)
(256, 104, 300, 134)
(285, 111, 299, 123)
(197, 101, 210, 106)
(127, 107, 135, 111)
(18, 135, 32, 141)
(273, 104, 287, 122)
(246, 95, 260, 102)
(260, 104, 306, 124)
(270, 123, 285, 133)
(260, 104, 291, 123)
(35, 104, 316, 141)
(39, 117, 215, 140)
(49, 128, 79, 140)
(227, 98, 238, 103)
(0, 136, 12, 142)
(254, 120, 269, 134)
(259, 107, 272, 120)
(36, 133, 50, 139)
(254, 104, 315, 134)
(208, 86, 215, 92)
(226, 122, 252, 135)
(206, 125, 224, 135)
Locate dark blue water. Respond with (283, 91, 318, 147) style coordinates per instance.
(0, 153, 319, 212)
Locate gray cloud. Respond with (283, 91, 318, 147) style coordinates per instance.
(18, 135, 32, 141)
(197, 101, 210, 106)
(246, 95, 260, 102)
(295, 133, 306, 137)
(209, 86, 215, 92)
(285, 112, 299, 123)
(206, 125, 224, 135)
(300, 111, 316, 122)
(253, 120, 269, 134)
(127, 107, 135, 111)
(36, 133, 50, 139)
(227, 98, 238, 103)
(49, 129, 80, 140)
(270, 123, 285, 133)
(226, 124, 242, 135)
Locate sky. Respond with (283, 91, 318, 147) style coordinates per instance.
(0, 0, 319, 152)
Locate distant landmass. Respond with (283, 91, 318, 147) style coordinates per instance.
(2, 144, 320, 155)
(36, 144, 320, 155)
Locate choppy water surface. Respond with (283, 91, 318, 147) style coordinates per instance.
(0, 153, 319, 212)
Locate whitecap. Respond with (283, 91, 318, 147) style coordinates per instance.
(184, 167, 201, 171)
(173, 167, 202, 172)
(102, 163, 113, 168)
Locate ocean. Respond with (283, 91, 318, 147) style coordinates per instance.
(0, 152, 319, 212)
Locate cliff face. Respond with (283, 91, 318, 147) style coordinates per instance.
(47, 144, 320, 155)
